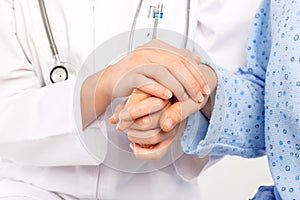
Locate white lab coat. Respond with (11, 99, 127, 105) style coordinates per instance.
(0, 0, 260, 199)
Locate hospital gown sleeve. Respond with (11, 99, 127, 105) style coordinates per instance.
(181, 0, 271, 158)
(0, 1, 107, 166)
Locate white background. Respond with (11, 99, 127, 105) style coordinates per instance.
(198, 156, 273, 199)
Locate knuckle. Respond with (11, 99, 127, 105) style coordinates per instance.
(140, 116, 151, 126)
(153, 65, 167, 76)
(194, 55, 201, 63)
(172, 60, 184, 70)
(131, 75, 141, 86)
(175, 87, 186, 100)
(181, 48, 192, 56)
(152, 98, 166, 109)
(127, 106, 137, 117)
(130, 51, 141, 59)
(135, 117, 152, 130)
(132, 104, 147, 116)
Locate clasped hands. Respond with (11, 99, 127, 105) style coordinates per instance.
(107, 39, 217, 160)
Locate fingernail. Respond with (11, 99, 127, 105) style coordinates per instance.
(197, 92, 204, 103)
(164, 90, 173, 99)
(116, 123, 122, 131)
(109, 116, 117, 124)
(203, 85, 211, 95)
(129, 143, 134, 150)
(129, 143, 137, 151)
(163, 118, 173, 131)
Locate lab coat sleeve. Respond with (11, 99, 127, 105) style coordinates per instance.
(0, 1, 107, 166)
(181, 0, 271, 158)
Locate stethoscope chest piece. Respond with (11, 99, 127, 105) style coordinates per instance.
(49, 62, 78, 83)
(50, 65, 68, 83)
(39, 0, 78, 84)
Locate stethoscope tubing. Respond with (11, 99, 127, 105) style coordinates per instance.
(129, 0, 191, 51)
(39, 0, 191, 82)
(38, 0, 60, 60)
(129, 0, 144, 51)
(183, 0, 190, 48)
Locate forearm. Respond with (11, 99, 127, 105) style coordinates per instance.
(80, 69, 112, 129)
(183, 65, 266, 158)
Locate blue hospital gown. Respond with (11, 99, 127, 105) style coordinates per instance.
(182, 0, 300, 199)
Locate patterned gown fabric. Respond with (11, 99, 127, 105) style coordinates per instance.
(181, 0, 300, 199)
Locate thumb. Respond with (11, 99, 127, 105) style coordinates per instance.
(160, 98, 208, 132)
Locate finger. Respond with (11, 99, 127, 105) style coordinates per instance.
(119, 89, 151, 124)
(119, 96, 169, 121)
(117, 90, 169, 131)
(131, 47, 201, 101)
(116, 97, 167, 131)
(160, 98, 208, 132)
(126, 89, 151, 106)
(137, 83, 173, 100)
(109, 100, 126, 124)
(127, 75, 173, 100)
(138, 41, 208, 99)
(113, 90, 147, 130)
(116, 119, 133, 131)
(166, 64, 204, 103)
(129, 99, 171, 130)
(129, 128, 177, 160)
(180, 56, 211, 96)
(134, 64, 188, 101)
(129, 111, 161, 131)
(139, 54, 204, 102)
(127, 128, 170, 145)
(119, 100, 171, 131)
(181, 49, 201, 64)
(111, 66, 174, 100)
(176, 48, 210, 96)
(117, 97, 168, 131)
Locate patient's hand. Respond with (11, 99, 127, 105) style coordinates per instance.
(109, 89, 205, 160)
(109, 89, 175, 160)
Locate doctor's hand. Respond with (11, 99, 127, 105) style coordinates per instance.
(111, 63, 217, 131)
(102, 39, 210, 102)
(81, 40, 212, 128)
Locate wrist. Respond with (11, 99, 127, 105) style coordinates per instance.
(96, 65, 117, 100)
(80, 69, 112, 128)
(201, 90, 216, 119)
(198, 63, 217, 119)
(198, 63, 217, 93)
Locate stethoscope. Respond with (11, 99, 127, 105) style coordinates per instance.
(39, 0, 71, 83)
(38, 0, 191, 84)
